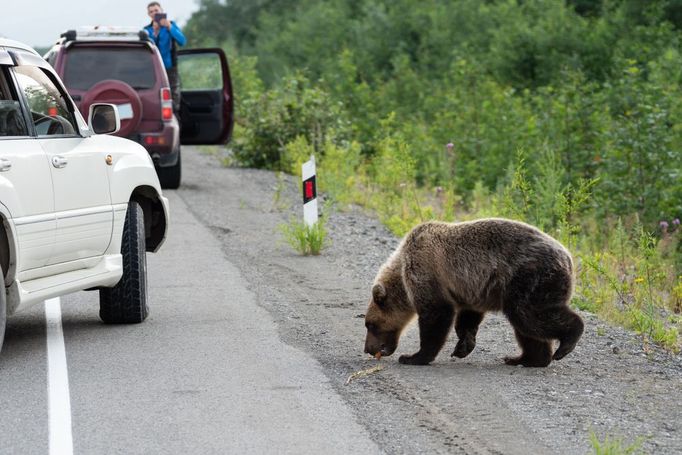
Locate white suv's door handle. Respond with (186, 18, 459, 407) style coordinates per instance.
(0, 158, 12, 172)
(52, 156, 68, 169)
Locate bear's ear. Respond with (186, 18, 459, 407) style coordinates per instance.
(372, 283, 387, 306)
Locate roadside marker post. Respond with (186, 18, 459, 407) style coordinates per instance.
(302, 155, 318, 227)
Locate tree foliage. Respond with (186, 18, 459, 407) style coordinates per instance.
(186, 0, 682, 253)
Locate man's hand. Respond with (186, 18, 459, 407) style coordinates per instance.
(159, 18, 171, 29)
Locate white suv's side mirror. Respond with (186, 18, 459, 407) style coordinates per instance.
(88, 103, 120, 135)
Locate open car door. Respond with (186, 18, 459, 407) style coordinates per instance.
(177, 48, 233, 145)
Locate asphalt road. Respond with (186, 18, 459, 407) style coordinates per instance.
(0, 168, 381, 454)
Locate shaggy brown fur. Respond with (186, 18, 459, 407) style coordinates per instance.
(363, 218, 584, 367)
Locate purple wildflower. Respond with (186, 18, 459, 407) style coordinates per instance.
(673, 218, 680, 226)
(446, 143, 454, 150)
(660, 220, 669, 230)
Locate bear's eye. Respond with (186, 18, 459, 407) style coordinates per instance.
(365, 323, 375, 332)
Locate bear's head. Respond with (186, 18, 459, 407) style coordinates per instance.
(364, 278, 415, 358)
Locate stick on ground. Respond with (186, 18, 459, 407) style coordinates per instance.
(345, 364, 385, 385)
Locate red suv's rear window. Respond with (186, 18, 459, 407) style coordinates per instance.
(63, 46, 157, 91)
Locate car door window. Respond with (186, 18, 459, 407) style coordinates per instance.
(177, 53, 223, 90)
(177, 49, 233, 145)
(13, 65, 78, 137)
(0, 67, 29, 138)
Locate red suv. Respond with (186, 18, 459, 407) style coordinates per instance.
(44, 26, 233, 188)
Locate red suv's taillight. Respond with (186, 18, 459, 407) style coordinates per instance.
(160, 87, 173, 121)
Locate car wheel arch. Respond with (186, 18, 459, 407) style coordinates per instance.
(0, 214, 18, 287)
(129, 185, 167, 253)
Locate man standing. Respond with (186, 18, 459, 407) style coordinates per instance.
(144, 2, 186, 113)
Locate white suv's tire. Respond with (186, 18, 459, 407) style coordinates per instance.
(99, 201, 148, 324)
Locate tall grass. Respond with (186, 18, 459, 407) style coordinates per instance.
(589, 431, 645, 455)
(280, 217, 328, 256)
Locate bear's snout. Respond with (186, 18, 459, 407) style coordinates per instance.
(364, 339, 378, 355)
(364, 336, 384, 356)
(364, 332, 397, 357)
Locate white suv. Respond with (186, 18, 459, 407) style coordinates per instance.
(0, 39, 169, 353)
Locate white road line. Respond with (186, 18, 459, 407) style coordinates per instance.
(45, 297, 74, 455)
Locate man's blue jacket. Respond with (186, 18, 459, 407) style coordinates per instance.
(144, 21, 187, 69)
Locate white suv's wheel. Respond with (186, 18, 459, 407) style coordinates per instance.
(99, 201, 148, 323)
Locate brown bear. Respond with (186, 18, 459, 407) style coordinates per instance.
(363, 218, 584, 367)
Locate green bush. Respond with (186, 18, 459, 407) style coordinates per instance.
(231, 71, 348, 170)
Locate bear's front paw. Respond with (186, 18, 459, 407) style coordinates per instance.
(451, 338, 475, 358)
(398, 353, 433, 365)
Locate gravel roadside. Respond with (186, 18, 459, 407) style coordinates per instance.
(178, 148, 682, 454)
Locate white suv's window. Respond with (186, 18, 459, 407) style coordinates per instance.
(14, 65, 78, 137)
(0, 67, 29, 138)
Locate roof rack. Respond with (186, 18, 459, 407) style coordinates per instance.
(60, 26, 150, 43)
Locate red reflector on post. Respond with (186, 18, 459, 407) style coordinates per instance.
(302, 175, 316, 204)
(162, 107, 173, 120)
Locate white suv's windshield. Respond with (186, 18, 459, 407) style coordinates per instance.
(63, 46, 157, 91)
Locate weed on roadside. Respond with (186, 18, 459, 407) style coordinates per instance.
(580, 225, 681, 352)
(589, 431, 645, 455)
(279, 217, 329, 255)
